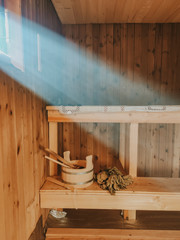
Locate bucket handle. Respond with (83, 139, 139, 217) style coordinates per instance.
(63, 151, 93, 170)
(86, 155, 93, 170)
(63, 151, 71, 161)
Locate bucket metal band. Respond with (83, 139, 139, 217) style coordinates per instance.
(61, 178, 93, 185)
(61, 168, 93, 175)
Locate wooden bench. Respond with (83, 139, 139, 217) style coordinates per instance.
(40, 106, 180, 219)
(41, 177, 180, 210)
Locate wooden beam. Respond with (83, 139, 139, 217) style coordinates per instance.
(47, 109, 180, 124)
(46, 228, 180, 240)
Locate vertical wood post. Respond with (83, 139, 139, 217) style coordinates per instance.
(49, 122, 58, 176)
(129, 123, 139, 177)
(119, 123, 126, 169)
(119, 123, 128, 220)
(172, 124, 180, 178)
(125, 123, 139, 220)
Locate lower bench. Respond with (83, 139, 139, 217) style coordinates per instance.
(40, 177, 180, 211)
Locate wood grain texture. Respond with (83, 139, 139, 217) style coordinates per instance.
(47, 110, 180, 123)
(128, 123, 138, 220)
(59, 23, 180, 105)
(1, 2, 180, 238)
(40, 177, 180, 210)
(0, 0, 61, 240)
(49, 122, 58, 175)
(0, 71, 48, 240)
(57, 23, 180, 179)
(138, 124, 179, 178)
(51, 0, 180, 24)
(46, 208, 180, 230)
(46, 228, 180, 240)
(129, 123, 139, 177)
(28, 216, 44, 240)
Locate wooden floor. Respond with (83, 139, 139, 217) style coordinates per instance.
(46, 228, 180, 240)
(45, 210, 180, 239)
(29, 216, 45, 240)
(46, 209, 180, 230)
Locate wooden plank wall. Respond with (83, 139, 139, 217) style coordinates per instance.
(60, 24, 180, 106)
(0, 70, 48, 240)
(0, 0, 61, 240)
(59, 24, 180, 176)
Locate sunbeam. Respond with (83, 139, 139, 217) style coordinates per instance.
(0, 6, 178, 107)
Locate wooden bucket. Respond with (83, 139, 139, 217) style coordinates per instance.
(61, 151, 94, 188)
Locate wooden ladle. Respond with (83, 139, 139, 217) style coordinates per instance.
(43, 147, 82, 169)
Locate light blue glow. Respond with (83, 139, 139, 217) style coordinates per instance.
(0, 7, 179, 106)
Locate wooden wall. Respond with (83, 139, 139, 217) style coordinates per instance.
(0, 0, 61, 240)
(138, 123, 180, 177)
(0, 71, 48, 240)
(21, 0, 61, 34)
(60, 23, 180, 106)
(59, 24, 180, 177)
(0, 4, 180, 239)
(59, 122, 180, 177)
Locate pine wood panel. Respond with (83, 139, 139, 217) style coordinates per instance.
(40, 177, 180, 210)
(0, 71, 48, 240)
(0, 0, 61, 240)
(59, 24, 180, 178)
(48, 109, 180, 123)
(49, 122, 58, 175)
(129, 123, 139, 177)
(138, 124, 179, 178)
(51, 0, 180, 24)
(59, 23, 180, 105)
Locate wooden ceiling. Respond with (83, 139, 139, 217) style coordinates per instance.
(51, 0, 180, 24)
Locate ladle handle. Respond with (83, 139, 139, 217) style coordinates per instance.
(44, 148, 81, 169)
(45, 156, 70, 168)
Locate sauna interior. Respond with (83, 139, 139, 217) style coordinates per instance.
(0, 0, 180, 239)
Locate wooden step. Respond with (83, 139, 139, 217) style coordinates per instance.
(40, 177, 180, 211)
(46, 228, 180, 240)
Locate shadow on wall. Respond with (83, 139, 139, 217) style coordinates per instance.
(58, 122, 123, 174)
(28, 216, 45, 240)
(58, 121, 178, 178)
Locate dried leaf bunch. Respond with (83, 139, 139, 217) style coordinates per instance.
(94, 167, 133, 194)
